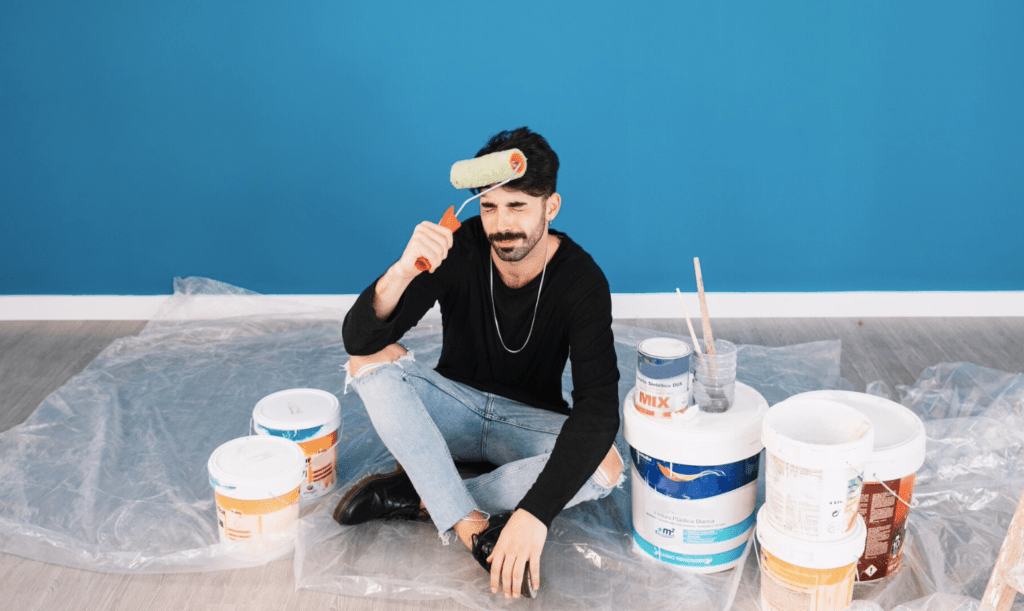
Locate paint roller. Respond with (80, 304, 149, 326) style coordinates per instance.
(414, 149, 528, 272)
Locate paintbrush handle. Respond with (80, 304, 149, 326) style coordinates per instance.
(694, 258, 716, 355)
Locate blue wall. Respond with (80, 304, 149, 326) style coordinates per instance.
(2, 1, 1022, 295)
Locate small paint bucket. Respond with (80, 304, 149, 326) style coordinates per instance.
(762, 398, 874, 540)
(635, 338, 693, 418)
(757, 506, 866, 611)
(789, 391, 926, 580)
(207, 436, 305, 556)
(253, 388, 341, 501)
(623, 383, 768, 572)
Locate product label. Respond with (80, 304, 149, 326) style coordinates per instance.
(765, 453, 862, 538)
(761, 548, 855, 611)
(857, 474, 915, 580)
(298, 431, 338, 499)
(634, 530, 749, 569)
(631, 449, 759, 500)
(215, 488, 300, 542)
(635, 375, 692, 416)
(630, 451, 758, 565)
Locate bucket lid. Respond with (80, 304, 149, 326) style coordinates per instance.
(762, 398, 874, 468)
(756, 506, 866, 569)
(208, 436, 306, 498)
(253, 388, 341, 433)
(787, 390, 926, 482)
(637, 337, 692, 359)
(623, 382, 768, 465)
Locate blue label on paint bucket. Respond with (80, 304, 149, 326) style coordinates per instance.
(637, 354, 690, 379)
(255, 423, 324, 442)
(631, 448, 759, 500)
(634, 530, 749, 568)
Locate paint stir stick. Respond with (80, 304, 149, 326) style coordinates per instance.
(675, 288, 703, 361)
(693, 258, 716, 355)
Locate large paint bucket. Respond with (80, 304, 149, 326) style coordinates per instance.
(757, 506, 867, 611)
(623, 382, 768, 572)
(762, 398, 874, 540)
(788, 390, 926, 580)
(253, 388, 341, 502)
(208, 435, 305, 559)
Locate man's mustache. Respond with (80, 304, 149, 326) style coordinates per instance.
(488, 232, 527, 243)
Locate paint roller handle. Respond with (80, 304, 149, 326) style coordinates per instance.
(414, 206, 462, 272)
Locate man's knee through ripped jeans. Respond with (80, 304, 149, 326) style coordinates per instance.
(347, 343, 409, 379)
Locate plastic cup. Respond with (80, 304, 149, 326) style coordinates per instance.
(693, 339, 737, 413)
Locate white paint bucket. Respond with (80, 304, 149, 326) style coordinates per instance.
(762, 398, 874, 540)
(253, 388, 341, 501)
(635, 338, 693, 418)
(789, 390, 926, 580)
(623, 382, 768, 572)
(757, 506, 866, 611)
(207, 435, 305, 557)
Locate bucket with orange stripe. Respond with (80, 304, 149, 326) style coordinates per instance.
(756, 507, 867, 611)
(253, 388, 342, 501)
(207, 436, 305, 555)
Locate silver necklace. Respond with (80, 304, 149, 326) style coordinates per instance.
(489, 235, 548, 354)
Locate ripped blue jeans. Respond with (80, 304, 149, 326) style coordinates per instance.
(345, 351, 622, 535)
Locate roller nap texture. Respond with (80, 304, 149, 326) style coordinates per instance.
(450, 149, 526, 190)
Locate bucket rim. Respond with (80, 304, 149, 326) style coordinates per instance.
(756, 507, 866, 569)
(253, 388, 341, 432)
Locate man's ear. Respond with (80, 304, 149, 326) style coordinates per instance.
(545, 193, 561, 223)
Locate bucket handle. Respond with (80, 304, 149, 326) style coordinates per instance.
(851, 463, 919, 510)
(876, 477, 919, 510)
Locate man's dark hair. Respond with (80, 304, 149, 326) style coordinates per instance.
(472, 127, 559, 198)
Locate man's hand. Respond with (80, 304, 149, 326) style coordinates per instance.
(487, 509, 546, 599)
(397, 221, 454, 277)
(372, 220, 454, 321)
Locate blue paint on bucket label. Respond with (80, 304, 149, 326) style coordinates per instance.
(631, 448, 759, 500)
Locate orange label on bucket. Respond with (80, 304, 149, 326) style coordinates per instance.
(761, 548, 855, 611)
(215, 487, 301, 542)
(298, 430, 337, 457)
(215, 487, 300, 516)
(857, 474, 915, 580)
(297, 430, 337, 496)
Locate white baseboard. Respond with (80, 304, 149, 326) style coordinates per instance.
(0, 291, 1021, 321)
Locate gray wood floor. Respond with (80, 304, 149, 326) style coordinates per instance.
(1, 317, 1022, 611)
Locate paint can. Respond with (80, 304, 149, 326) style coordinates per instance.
(789, 391, 926, 580)
(207, 435, 305, 556)
(757, 506, 867, 611)
(623, 382, 768, 572)
(635, 338, 693, 418)
(253, 388, 341, 501)
(761, 398, 874, 540)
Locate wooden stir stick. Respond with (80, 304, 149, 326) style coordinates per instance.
(693, 257, 716, 355)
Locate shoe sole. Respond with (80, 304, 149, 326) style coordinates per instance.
(332, 465, 406, 524)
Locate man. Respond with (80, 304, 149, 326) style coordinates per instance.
(337, 127, 622, 600)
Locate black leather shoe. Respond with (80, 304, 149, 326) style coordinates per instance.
(332, 466, 425, 526)
(470, 512, 537, 599)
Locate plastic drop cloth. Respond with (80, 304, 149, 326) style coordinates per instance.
(0, 277, 1019, 611)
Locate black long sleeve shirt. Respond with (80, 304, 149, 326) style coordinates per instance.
(342, 216, 620, 528)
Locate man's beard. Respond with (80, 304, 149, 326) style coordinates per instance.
(488, 221, 545, 262)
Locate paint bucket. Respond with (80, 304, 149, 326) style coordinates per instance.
(635, 338, 693, 418)
(762, 398, 874, 540)
(253, 388, 341, 501)
(207, 435, 305, 557)
(789, 391, 926, 580)
(623, 382, 768, 572)
(757, 506, 867, 611)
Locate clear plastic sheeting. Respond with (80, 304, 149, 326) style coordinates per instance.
(0, 277, 1019, 611)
